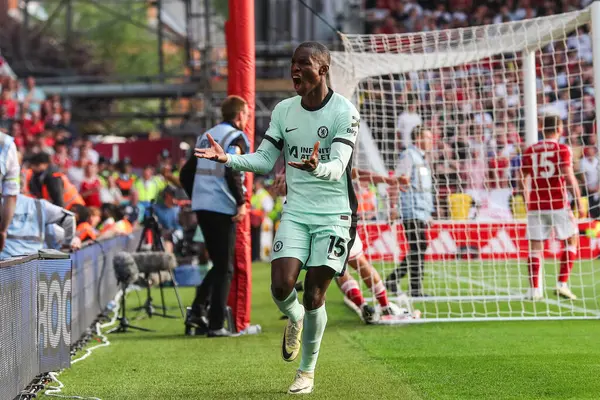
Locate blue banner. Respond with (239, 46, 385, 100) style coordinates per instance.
(0, 230, 142, 400)
(0, 257, 37, 400)
(38, 258, 72, 373)
(70, 231, 141, 342)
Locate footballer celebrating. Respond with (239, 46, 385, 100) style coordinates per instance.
(519, 115, 582, 300)
(195, 42, 360, 394)
(274, 168, 410, 324)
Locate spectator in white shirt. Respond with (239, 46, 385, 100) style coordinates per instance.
(67, 155, 88, 190)
(580, 146, 600, 218)
(0, 131, 20, 251)
(80, 137, 100, 165)
(396, 94, 422, 149)
(567, 27, 593, 64)
(18, 76, 45, 114)
(552, 90, 571, 121)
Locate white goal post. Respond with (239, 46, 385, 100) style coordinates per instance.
(330, 5, 600, 322)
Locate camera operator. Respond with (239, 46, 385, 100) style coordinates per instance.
(154, 186, 182, 232)
(1, 193, 81, 259)
(180, 95, 250, 337)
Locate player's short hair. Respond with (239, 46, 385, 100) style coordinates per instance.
(296, 42, 331, 67)
(542, 114, 562, 136)
(221, 95, 247, 122)
(29, 152, 51, 165)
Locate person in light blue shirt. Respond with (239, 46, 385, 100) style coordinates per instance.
(18, 77, 46, 114)
(154, 186, 181, 231)
(386, 126, 434, 297)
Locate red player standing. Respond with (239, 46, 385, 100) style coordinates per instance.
(519, 115, 582, 300)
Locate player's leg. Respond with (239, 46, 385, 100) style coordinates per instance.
(288, 265, 336, 395)
(526, 211, 548, 300)
(271, 220, 309, 362)
(527, 240, 544, 299)
(288, 225, 353, 395)
(555, 209, 579, 300)
(404, 219, 427, 296)
(385, 220, 413, 294)
(351, 254, 402, 315)
(335, 267, 376, 324)
(337, 235, 376, 322)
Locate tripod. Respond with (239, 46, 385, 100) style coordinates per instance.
(107, 284, 154, 334)
(133, 202, 185, 319)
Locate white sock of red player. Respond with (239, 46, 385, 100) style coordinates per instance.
(372, 281, 389, 308)
(528, 252, 542, 289)
(558, 245, 577, 287)
(340, 280, 365, 308)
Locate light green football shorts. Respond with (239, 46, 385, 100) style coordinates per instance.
(271, 219, 356, 276)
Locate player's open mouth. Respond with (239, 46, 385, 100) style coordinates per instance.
(292, 76, 302, 90)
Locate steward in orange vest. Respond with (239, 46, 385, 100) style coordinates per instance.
(70, 204, 98, 242)
(116, 174, 135, 200)
(26, 152, 85, 211)
(115, 159, 137, 201)
(76, 221, 97, 242)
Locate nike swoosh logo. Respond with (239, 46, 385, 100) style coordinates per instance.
(312, 351, 319, 355)
(285, 127, 298, 133)
(327, 256, 338, 261)
(289, 386, 311, 393)
(281, 330, 295, 361)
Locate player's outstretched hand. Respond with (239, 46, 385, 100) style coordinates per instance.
(194, 134, 228, 163)
(397, 175, 410, 189)
(288, 141, 320, 172)
(575, 198, 585, 219)
(385, 175, 410, 191)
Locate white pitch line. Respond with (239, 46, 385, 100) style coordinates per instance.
(434, 271, 600, 318)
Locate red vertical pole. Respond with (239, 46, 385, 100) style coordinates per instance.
(226, 0, 254, 333)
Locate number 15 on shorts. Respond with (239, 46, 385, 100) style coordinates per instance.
(327, 236, 346, 260)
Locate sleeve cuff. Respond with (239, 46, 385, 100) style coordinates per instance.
(309, 163, 325, 177)
(224, 154, 232, 167)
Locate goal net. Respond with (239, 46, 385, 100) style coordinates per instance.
(330, 6, 600, 322)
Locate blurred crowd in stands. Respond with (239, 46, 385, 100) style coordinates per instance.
(364, 0, 592, 34)
(0, 72, 196, 251)
(359, 0, 598, 221)
(0, 0, 597, 244)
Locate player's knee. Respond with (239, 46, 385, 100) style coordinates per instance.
(271, 278, 296, 301)
(303, 286, 325, 310)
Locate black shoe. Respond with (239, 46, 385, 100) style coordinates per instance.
(185, 308, 208, 330)
(208, 328, 233, 337)
(360, 304, 377, 324)
(385, 280, 399, 295)
(409, 291, 430, 298)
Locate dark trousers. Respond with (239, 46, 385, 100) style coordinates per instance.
(387, 219, 428, 295)
(191, 211, 236, 330)
(589, 194, 600, 220)
(251, 225, 261, 261)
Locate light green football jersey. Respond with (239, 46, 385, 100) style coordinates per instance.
(227, 89, 360, 227)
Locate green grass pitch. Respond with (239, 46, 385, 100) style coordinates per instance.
(43, 261, 600, 399)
